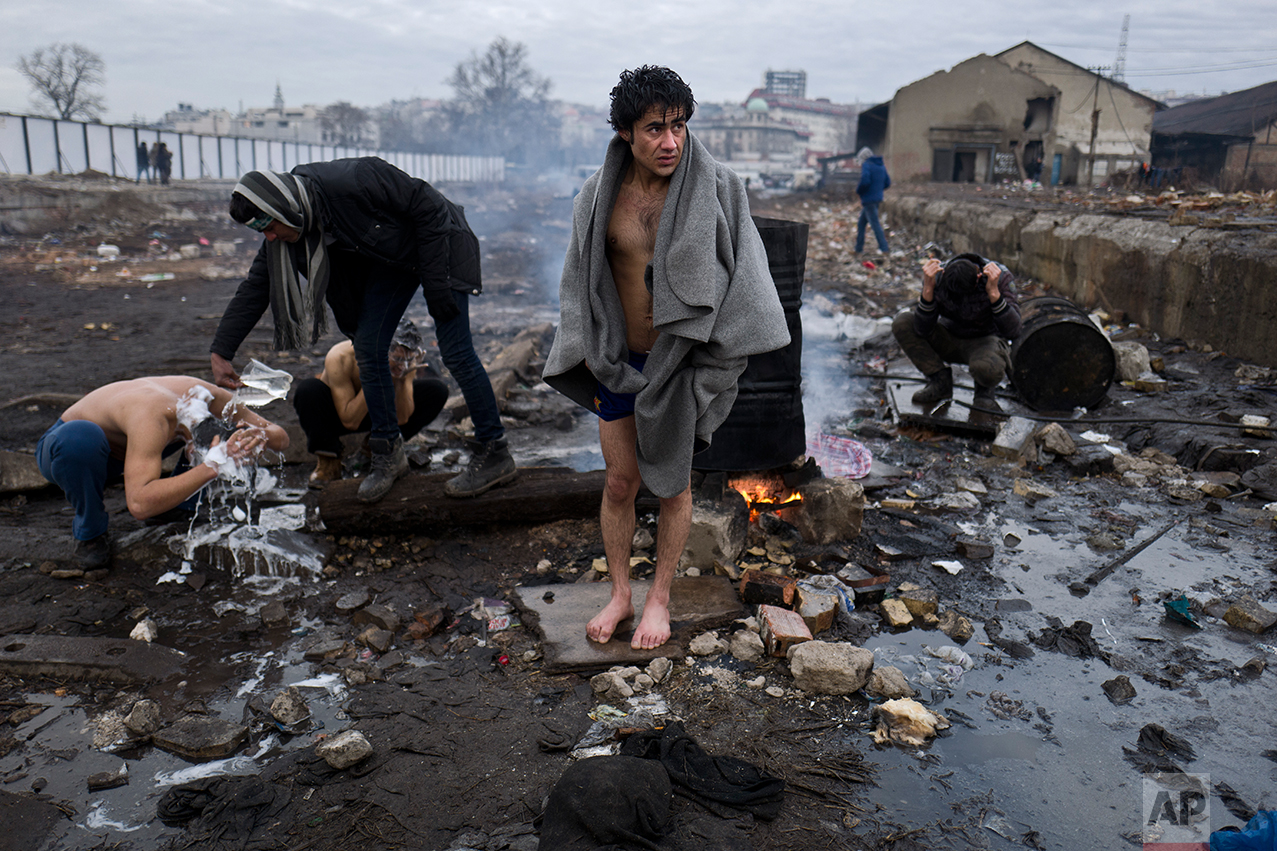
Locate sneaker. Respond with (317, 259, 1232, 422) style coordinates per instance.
(309, 452, 343, 486)
(357, 436, 409, 503)
(911, 367, 953, 406)
(75, 533, 112, 570)
(444, 437, 518, 497)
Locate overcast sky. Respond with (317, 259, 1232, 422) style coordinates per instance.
(3, 0, 1276, 125)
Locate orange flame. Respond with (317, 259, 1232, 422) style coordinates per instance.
(729, 476, 802, 522)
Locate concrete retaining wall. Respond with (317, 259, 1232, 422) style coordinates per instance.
(0, 178, 231, 235)
(885, 194, 1277, 368)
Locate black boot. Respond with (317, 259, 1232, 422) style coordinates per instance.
(445, 437, 518, 497)
(75, 533, 112, 570)
(972, 384, 1004, 415)
(357, 436, 409, 503)
(911, 367, 953, 405)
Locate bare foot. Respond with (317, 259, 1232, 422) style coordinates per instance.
(587, 596, 634, 643)
(630, 600, 671, 650)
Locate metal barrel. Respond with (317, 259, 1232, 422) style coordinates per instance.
(693, 217, 807, 471)
(1009, 296, 1115, 411)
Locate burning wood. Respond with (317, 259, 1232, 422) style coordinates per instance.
(728, 474, 802, 522)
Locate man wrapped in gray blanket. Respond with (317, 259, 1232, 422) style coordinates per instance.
(543, 66, 790, 650)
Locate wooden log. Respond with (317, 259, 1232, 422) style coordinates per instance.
(316, 466, 606, 534)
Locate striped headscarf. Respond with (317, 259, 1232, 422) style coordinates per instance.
(232, 170, 330, 349)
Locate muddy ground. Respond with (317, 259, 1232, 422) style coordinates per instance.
(1, 175, 1276, 851)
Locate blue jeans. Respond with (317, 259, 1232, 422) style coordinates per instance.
(37, 419, 124, 541)
(333, 268, 503, 445)
(856, 201, 889, 253)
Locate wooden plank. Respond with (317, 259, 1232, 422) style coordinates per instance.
(316, 466, 605, 534)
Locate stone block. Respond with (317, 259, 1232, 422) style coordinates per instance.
(879, 598, 913, 628)
(682, 492, 748, 570)
(316, 730, 373, 769)
(1131, 374, 1168, 393)
(124, 699, 162, 736)
(153, 715, 248, 759)
(259, 600, 288, 628)
(1013, 479, 1057, 501)
(895, 582, 938, 617)
(993, 417, 1037, 461)
(796, 586, 839, 635)
(758, 604, 812, 657)
(303, 639, 348, 662)
(335, 590, 371, 615)
(1223, 596, 1277, 634)
(937, 611, 974, 643)
(358, 626, 394, 653)
(0, 450, 52, 495)
(729, 629, 765, 662)
(689, 632, 727, 657)
(270, 687, 310, 726)
(785, 478, 864, 545)
(352, 603, 400, 633)
(1112, 341, 1151, 382)
(739, 569, 796, 607)
(1036, 422, 1077, 456)
(954, 536, 994, 559)
(787, 640, 874, 695)
(866, 665, 915, 699)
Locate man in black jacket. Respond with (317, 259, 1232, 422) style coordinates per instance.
(891, 253, 1021, 414)
(212, 158, 516, 502)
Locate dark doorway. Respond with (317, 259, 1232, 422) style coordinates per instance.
(953, 151, 977, 182)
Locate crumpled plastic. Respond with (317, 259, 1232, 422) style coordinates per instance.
(807, 431, 873, 479)
(1163, 593, 1203, 629)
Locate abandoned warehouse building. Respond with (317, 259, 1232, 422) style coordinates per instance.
(860, 41, 1160, 187)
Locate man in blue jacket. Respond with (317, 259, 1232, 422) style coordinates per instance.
(855, 147, 891, 254)
(212, 158, 517, 503)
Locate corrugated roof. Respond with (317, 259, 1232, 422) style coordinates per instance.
(1153, 80, 1277, 138)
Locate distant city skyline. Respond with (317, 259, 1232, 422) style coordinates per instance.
(2, 0, 1275, 125)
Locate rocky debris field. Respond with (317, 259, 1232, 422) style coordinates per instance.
(0, 176, 1275, 851)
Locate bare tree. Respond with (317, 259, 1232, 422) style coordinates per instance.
(320, 102, 371, 147)
(446, 37, 559, 163)
(16, 43, 106, 120)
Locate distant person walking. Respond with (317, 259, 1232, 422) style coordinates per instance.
(156, 143, 173, 185)
(136, 141, 151, 184)
(854, 147, 891, 255)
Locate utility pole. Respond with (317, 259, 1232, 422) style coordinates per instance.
(1086, 67, 1110, 187)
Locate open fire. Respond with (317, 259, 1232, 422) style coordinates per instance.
(729, 474, 803, 522)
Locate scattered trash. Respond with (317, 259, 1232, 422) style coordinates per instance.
(806, 431, 873, 478)
(233, 359, 294, 408)
(873, 698, 950, 746)
(1163, 593, 1203, 629)
(932, 560, 964, 575)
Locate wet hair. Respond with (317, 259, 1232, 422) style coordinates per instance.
(939, 254, 985, 292)
(391, 317, 423, 352)
(609, 65, 696, 133)
(228, 192, 267, 225)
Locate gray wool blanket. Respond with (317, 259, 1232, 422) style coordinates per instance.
(542, 132, 790, 497)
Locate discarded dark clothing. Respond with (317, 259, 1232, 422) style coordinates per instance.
(538, 756, 672, 851)
(619, 721, 785, 820)
(1215, 780, 1258, 823)
(157, 776, 291, 850)
(1137, 723, 1196, 760)
(1033, 617, 1105, 659)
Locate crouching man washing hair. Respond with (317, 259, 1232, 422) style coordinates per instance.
(294, 319, 448, 484)
(214, 158, 516, 503)
(543, 66, 789, 650)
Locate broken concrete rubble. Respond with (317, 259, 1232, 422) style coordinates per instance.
(316, 729, 373, 770)
(872, 698, 950, 746)
(152, 715, 248, 759)
(786, 640, 874, 695)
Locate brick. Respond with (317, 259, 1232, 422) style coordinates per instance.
(993, 417, 1037, 460)
(758, 604, 812, 657)
(740, 569, 797, 607)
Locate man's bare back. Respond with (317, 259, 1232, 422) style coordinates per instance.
(62, 376, 223, 458)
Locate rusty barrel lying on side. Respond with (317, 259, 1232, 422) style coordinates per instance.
(1009, 296, 1115, 411)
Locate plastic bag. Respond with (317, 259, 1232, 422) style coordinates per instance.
(1212, 811, 1277, 850)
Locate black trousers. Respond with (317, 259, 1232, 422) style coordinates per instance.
(292, 375, 449, 456)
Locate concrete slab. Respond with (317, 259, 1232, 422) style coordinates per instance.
(0, 634, 187, 684)
(513, 576, 746, 674)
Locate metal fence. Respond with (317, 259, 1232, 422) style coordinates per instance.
(0, 112, 505, 183)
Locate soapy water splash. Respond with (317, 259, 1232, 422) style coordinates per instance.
(152, 735, 279, 787)
(82, 801, 147, 833)
(168, 384, 324, 580)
